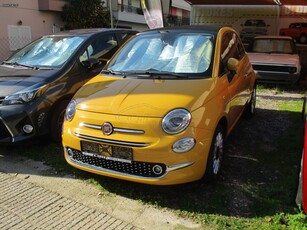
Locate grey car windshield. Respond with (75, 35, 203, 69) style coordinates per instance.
(251, 38, 296, 54)
(107, 32, 213, 75)
(5, 36, 85, 68)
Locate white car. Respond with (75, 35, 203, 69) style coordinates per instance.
(247, 36, 301, 84)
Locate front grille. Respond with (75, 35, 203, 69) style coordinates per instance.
(252, 64, 297, 73)
(67, 148, 167, 178)
(0, 119, 12, 140)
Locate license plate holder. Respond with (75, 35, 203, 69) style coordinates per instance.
(80, 141, 133, 163)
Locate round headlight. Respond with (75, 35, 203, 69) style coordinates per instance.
(162, 109, 191, 134)
(65, 100, 76, 121)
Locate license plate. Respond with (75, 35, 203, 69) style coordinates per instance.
(80, 141, 133, 163)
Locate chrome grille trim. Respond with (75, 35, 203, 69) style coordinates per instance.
(80, 123, 101, 129)
(167, 162, 194, 172)
(114, 128, 144, 134)
(65, 147, 167, 179)
(80, 122, 145, 134)
(72, 132, 149, 147)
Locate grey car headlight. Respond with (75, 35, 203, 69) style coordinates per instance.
(162, 109, 191, 134)
(65, 100, 76, 121)
(2, 86, 46, 105)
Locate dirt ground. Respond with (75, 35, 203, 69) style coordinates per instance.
(0, 87, 305, 229)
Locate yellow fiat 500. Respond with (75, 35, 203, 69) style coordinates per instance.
(62, 26, 256, 185)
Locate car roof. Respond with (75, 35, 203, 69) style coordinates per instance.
(44, 28, 138, 37)
(141, 25, 232, 36)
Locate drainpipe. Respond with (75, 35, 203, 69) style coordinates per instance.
(109, 0, 114, 28)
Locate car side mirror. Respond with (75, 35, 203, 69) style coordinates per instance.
(227, 58, 239, 82)
(227, 58, 239, 72)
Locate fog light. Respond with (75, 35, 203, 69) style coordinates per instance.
(67, 148, 73, 157)
(152, 165, 163, 175)
(172, 137, 196, 153)
(23, 124, 34, 134)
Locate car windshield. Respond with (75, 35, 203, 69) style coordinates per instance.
(251, 38, 296, 54)
(244, 20, 266, 27)
(4, 36, 86, 68)
(107, 32, 214, 77)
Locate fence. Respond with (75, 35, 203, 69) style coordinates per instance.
(0, 37, 14, 62)
(0, 36, 40, 62)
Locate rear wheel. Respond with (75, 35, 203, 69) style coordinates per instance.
(299, 34, 307, 44)
(50, 100, 70, 143)
(204, 125, 225, 183)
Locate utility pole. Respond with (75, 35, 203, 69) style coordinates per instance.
(109, 0, 114, 28)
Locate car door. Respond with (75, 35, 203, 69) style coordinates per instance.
(75, 31, 136, 85)
(77, 32, 120, 84)
(290, 23, 302, 38)
(218, 31, 249, 128)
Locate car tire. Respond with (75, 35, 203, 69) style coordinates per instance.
(50, 100, 70, 143)
(203, 125, 225, 183)
(299, 34, 307, 44)
(244, 86, 256, 118)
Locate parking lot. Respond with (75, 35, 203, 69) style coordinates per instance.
(0, 85, 305, 229)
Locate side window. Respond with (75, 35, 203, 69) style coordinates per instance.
(236, 35, 245, 60)
(79, 34, 118, 64)
(219, 32, 238, 76)
(219, 32, 245, 76)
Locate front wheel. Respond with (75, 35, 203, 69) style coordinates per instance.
(203, 125, 225, 183)
(50, 100, 70, 143)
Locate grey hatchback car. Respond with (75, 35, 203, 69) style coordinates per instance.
(0, 28, 137, 143)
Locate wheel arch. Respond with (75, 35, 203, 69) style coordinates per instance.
(48, 95, 74, 124)
(217, 116, 228, 137)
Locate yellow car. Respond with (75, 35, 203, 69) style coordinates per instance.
(62, 26, 256, 185)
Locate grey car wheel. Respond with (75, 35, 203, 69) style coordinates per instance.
(204, 125, 224, 182)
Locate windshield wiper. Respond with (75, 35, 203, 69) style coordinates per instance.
(124, 70, 188, 78)
(101, 69, 126, 76)
(2, 61, 39, 70)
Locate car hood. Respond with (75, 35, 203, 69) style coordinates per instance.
(247, 52, 300, 66)
(74, 75, 214, 117)
(0, 65, 55, 96)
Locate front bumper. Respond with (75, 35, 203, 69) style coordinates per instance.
(64, 146, 194, 183)
(0, 100, 50, 143)
(62, 111, 214, 185)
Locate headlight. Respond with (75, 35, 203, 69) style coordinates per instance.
(2, 86, 46, 105)
(65, 100, 76, 121)
(162, 109, 191, 134)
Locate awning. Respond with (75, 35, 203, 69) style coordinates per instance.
(186, 0, 307, 5)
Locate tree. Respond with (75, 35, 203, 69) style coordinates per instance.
(61, 0, 111, 30)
